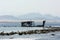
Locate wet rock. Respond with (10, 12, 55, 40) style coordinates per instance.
(0, 31, 5, 36)
(9, 31, 15, 35)
(18, 32, 24, 35)
(51, 34, 55, 36)
(5, 33, 10, 36)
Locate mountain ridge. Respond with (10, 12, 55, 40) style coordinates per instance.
(19, 13, 60, 20)
(0, 15, 19, 20)
(0, 13, 60, 20)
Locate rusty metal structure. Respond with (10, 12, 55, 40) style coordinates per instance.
(21, 21, 34, 27)
(21, 20, 46, 27)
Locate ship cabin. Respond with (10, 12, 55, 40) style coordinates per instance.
(21, 21, 35, 27)
(21, 20, 46, 27)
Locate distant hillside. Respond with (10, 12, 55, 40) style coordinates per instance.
(0, 15, 19, 20)
(0, 13, 60, 20)
(19, 13, 43, 20)
(19, 13, 60, 20)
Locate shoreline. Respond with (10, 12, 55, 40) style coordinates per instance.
(0, 27, 60, 36)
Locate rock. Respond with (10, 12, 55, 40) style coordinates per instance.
(51, 34, 55, 36)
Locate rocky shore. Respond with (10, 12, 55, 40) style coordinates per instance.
(0, 27, 60, 36)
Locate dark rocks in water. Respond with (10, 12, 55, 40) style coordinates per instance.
(0, 31, 17, 36)
(34, 30, 40, 34)
(27, 31, 33, 34)
(22, 32, 27, 35)
(26, 30, 36, 34)
(0, 31, 5, 36)
(9, 31, 15, 35)
(17, 31, 23, 35)
(49, 29, 55, 32)
(0, 27, 60, 36)
(18, 32, 23, 35)
(5, 33, 10, 36)
(51, 34, 55, 36)
(40, 30, 49, 33)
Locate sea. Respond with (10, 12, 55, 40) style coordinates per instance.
(0, 27, 60, 40)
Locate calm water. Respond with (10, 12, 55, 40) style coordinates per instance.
(0, 27, 43, 33)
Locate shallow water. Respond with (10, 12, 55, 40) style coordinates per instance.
(0, 32, 60, 40)
(0, 27, 43, 33)
(0, 27, 60, 40)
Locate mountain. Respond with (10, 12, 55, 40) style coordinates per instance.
(19, 13, 43, 20)
(0, 13, 60, 20)
(19, 13, 60, 20)
(0, 15, 19, 20)
(42, 14, 60, 20)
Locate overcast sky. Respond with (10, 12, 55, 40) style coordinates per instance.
(0, 0, 60, 17)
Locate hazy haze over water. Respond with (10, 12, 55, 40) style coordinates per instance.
(0, 0, 60, 17)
